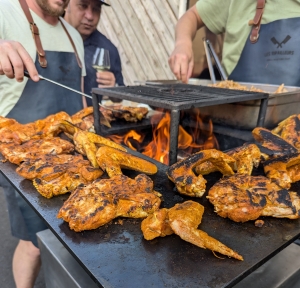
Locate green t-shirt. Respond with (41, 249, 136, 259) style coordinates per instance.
(196, 0, 300, 75)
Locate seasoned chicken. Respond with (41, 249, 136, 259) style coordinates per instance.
(207, 174, 300, 222)
(195, 143, 261, 176)
(71, 107, 95, 132)
(57, 174, 162, 232)
(0, 116, 17, 129)
(0, 137, 74, 165)
(16, 154, 103, 198)
(263, 152, 300, 189)
(141, 201, 243, 261)
(252, 127, 297, 157)
(167, 149, 235, 197)
(272, 114, 300, 149)
(0, 112, 72, 144)
(96, 146, 157, 178)
(59, 120, 126, 167)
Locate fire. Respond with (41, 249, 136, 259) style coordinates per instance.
(107, 109, 219, 165)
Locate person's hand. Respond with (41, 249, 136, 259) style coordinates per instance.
(168, 42, 194, 84)
(96, 70, 116, 88)
(0, 40, 39, 82)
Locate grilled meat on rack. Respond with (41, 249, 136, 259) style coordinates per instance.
(207, 174, 300, 222)
(96, 146, 157, 178)
(0, 137, 74, 165)
(272, 114, 300, 149)
(16, 154, 103, 198)
(167, 149, 235, 197)
(195, 143, 261, 176)
(57, 174, 162, 232)
(141, 201, 243, 261)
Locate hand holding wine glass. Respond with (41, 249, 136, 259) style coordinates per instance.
(92, 48, 111, 72)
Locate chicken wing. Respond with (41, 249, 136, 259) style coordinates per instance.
(57, 174, 162, 231)
(0, 137, 74, 165)
(141, 201, 243, 261)
(195, 143, 261, 176)
(207, 174, 300, 222)
(252, 127, 297, 157)
(96, 146, 157, 178)
(167, 149, 235, 197)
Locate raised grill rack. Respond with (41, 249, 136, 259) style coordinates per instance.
(92, 84, 269, 165)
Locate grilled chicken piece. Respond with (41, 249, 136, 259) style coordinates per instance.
(0, 112, 72, 144)
(59, 120, 126, 167)
(263, 152, 300, 189)
(167, 149, 235, 197)
(252, 127, 297, 157)
(16, 154, 103, 198)
(96, 146, 157, 178)
(71, 107, 95, 132)
(195, 143, 261, 176)
(272, 114, 300, 149)
(57, 174, 162, 232)
(0, 137, 74, 165)
(141, 201, 243, 261)
(207, 174, 300, 222)
(0, 116, 17, 129)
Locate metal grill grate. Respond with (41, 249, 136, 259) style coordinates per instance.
(92, 84, 269, 165)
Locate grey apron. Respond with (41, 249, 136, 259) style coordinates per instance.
(229, 17, 300, 86)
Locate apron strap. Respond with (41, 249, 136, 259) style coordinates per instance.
(18, 0, 47, 67)
(59, 19, 82, 69)
(248, 0, 266, 44)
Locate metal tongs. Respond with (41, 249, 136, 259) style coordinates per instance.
(203, 38, 227, 83)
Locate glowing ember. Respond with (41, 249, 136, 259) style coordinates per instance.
(107, 110, 219, 165)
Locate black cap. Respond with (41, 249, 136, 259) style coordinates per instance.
(100, 0, 110, 6)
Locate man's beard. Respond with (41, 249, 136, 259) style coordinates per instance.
(36, 0, 69, 17)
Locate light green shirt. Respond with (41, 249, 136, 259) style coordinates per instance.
(0, 0, 86, 116)
(196, 0, 300, 75)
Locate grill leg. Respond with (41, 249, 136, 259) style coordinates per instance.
(169, 109, 180, 165)
(92, 93, 102, 135)
(256, 97, 269, 127)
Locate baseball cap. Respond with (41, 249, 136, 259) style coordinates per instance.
(100, 0, 110, 6)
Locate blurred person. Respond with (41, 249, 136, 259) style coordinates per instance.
(0, 0, 86, 287)
(168, 0, 300, 86)
(64, 0, 124, 105)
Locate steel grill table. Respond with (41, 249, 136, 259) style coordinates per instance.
(92, 84, 269, 164)
(2, 152, 300, 288)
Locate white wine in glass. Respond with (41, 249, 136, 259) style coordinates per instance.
(92, 48, 110, 72)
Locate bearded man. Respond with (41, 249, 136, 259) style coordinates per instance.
(0, 0, 85, 287)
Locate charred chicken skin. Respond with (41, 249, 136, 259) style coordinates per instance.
(57, 174, 162, 232)
(263, 152, 300, 189)
(96, 146, 157, 178)
(252, 127, 298, 157)
(0, 137, 74, 165)
(16, 154, 103, 198)
(59, 120, 126, 167)
(207, 174, 300, 222)
(141, 201, 243, 261)
(195, 143, 261, 176)
(167, 149, 235, 197)
(272, 114, 300, 149)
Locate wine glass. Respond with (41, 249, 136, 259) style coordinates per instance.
(92, 48, 111, 72)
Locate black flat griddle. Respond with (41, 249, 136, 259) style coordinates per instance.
(1, 153, 300, 288)
(92, 85, 269, 165)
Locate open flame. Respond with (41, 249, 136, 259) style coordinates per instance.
(108, 109, 219, 165)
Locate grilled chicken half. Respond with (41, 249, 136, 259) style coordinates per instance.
(141, 201, 243, 261)
(272, 114, 300, 149)
(96, 146, 157, 178)
(57, 174, 162, 232)
(195, 143, 261, 176)
(16, 154, 103, 198)
(0, 137, 74, 165)
(167, 149, 235, 197)
(207, 174, 300, 222)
